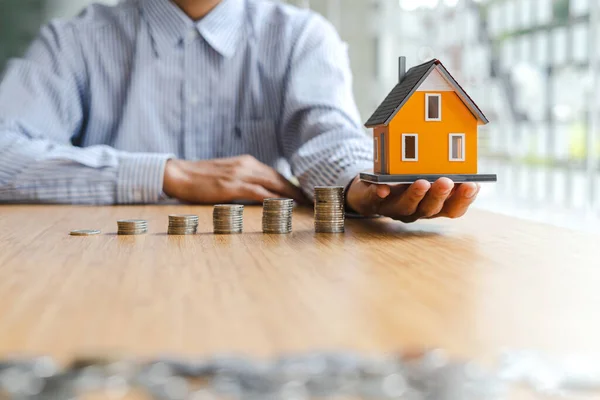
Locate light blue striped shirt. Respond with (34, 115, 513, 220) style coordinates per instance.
(0, 0, 372, 204)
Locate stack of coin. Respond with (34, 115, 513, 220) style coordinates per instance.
(213, 205, 244, 234)
(262, 198, 294, 234)
(117, 219, 148, 235)
(314, 186, 345, 233)
(167, 214, 199, 235)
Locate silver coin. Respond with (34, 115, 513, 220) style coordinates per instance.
(169, 224, 198, 227)
(214, 205, 244, 210)
(117, 224, 148, 227)
(117, 223, 148, 226)
(69, 229, 101, 236)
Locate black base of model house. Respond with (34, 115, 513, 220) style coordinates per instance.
(360, 173, 498, 185)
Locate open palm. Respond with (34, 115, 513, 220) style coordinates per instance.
(346, 176, 480, 223)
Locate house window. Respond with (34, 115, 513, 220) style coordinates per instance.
(426, 94, 442, 121)
(402, 134, 418, 161)
(449, 134, 465, 161)
(374, 136, 379, 162)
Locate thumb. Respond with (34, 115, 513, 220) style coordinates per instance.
(375, 184, 391, 199)
(347, 178, 390, 216)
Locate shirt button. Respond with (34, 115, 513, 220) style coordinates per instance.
(187, 29, 198, 41)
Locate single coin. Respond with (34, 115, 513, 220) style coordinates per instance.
(69, 229, 101, 236)
(168, 214, 199, 220)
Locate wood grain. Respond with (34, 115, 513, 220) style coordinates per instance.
(0, 205, 599, 367)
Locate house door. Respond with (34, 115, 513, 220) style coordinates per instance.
(380, 134, 386, 174)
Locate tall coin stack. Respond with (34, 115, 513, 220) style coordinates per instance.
(314, 186, 345, 233)
(262, 198, 294, 234)
(168, 214, 199, 235)
(213, 205, 244, 234)
(117, 219, 148, 235)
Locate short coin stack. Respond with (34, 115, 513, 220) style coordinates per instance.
(314, 186, 345, 233)
(117, 219, 148, 235)
(262, 198, 294, 234)
(213, 205, 244, 234)
(167, 214, 199, 235)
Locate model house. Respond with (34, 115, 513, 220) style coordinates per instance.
(361, 57, 496, 184)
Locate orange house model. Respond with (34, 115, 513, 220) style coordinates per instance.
(360, 57, 497, 184)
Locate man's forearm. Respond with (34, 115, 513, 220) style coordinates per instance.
(0, 129, 172, 204)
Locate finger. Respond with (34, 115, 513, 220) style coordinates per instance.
(220, 155, 306, 203)
(237, 182, 281, 203)
(246, 161, 307, 203)
(375, 184, 391, 199)
(378, 180, 431, 220)
(417, 177, 454, 217)
(257, 173, 306, 203)
(346, 178, 391, 216)
(436, 183, 480, 219)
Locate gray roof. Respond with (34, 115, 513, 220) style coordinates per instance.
(364, 59, 489, 127)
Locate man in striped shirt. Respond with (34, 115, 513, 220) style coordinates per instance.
(0, 0, 479, 222)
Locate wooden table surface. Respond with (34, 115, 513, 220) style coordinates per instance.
(0, 205, 599, 366)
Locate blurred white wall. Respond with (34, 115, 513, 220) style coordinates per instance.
(286, 0, 425, 122)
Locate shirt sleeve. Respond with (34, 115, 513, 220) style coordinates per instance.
(0, 22, 172, 204)
(280, 13, 373, 199)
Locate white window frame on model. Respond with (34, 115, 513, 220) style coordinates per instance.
(425, 93, 442, 121)
(449, 133, 466, 161)
(402, 134, 418, 161)
(374, 136, 379, 162)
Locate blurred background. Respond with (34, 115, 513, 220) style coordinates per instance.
(1, 0, 599, 232)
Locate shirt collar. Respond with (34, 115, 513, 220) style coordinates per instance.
(197, 0, 246, 58)
(141, 0, 192, 56)
(141, 0, 246, 58)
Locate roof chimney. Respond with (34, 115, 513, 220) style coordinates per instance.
(398, 56, 407, 83)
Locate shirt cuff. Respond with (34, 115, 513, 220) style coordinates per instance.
(334, 161, 372, 190)
(116, 152, 174, 204)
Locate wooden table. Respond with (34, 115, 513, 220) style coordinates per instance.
(0, 205, 599, 366)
